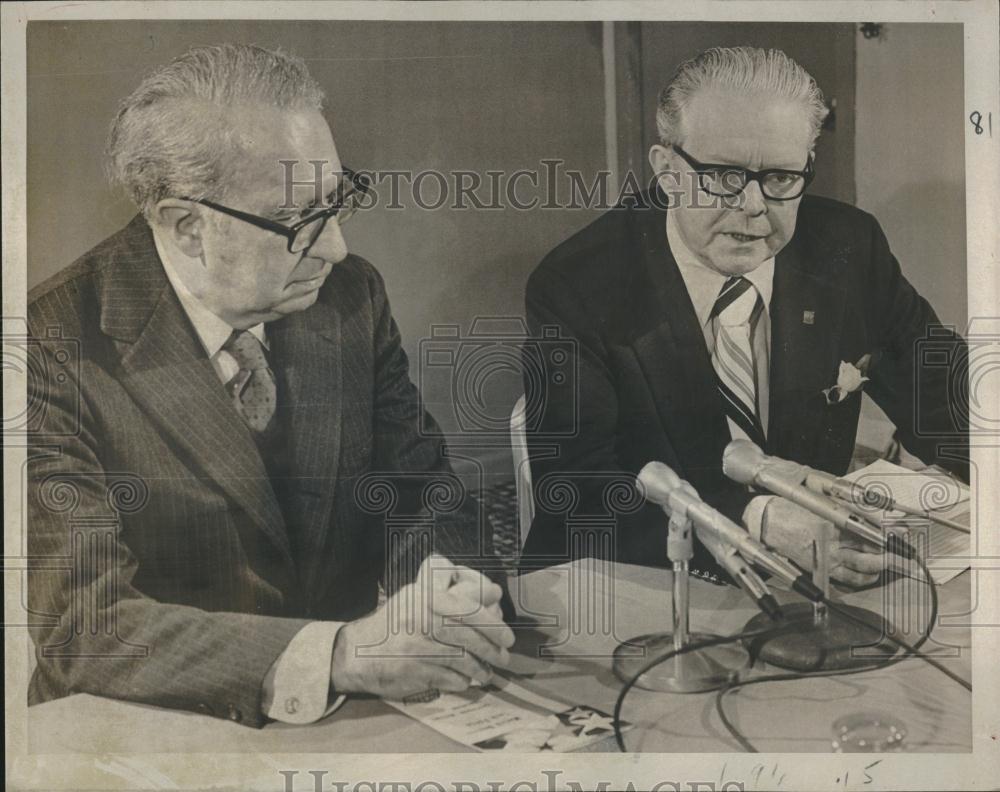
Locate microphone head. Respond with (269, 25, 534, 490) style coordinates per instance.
(722, 439, 767, 485)
(636, 461, 683, 507)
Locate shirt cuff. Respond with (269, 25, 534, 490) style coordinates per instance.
(742, 495, 777, 543)
(261, 621, 346, 724)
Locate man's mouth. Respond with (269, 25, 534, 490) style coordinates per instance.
(291, 262, 333, 288)
(724, 232, 766, 243)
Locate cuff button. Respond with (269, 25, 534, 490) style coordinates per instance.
(227, 704, 243, 722)
(284, 697, 300, 715)
(195, 703, 214, 716)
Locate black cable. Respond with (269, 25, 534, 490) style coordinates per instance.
(612, 621, 798, 751)
(714, 552, 970, 752)
(716, 555, 942, 750)
(824, 598, 970, 692)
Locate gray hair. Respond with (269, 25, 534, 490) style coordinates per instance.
(107, 43, 325, 217)
(656, 46, 829, 150)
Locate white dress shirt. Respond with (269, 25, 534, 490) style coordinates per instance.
(153, 232, 345, 724)
(665, 213, 776, 539)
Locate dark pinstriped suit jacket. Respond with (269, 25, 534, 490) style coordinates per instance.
(27, 215, 500, 727)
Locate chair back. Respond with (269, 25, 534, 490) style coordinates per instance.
(510, 394, 535, 549)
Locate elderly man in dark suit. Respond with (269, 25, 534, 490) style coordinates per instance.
(521, 46, 968, 586)
(27, 43, 513, 728)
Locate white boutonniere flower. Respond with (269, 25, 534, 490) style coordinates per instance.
(823, 356, 871, 405)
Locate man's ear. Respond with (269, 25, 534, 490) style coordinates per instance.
(648, 144, 685, 208)
(649, 144, 680, 185)
(150, 199, 205, 258)
(648, 144, 672, 177)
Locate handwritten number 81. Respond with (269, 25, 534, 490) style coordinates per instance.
(969, 111, 992, 136)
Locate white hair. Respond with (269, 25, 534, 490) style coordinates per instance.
(656, 46, 829, 150)
(107, 43, 325, 217)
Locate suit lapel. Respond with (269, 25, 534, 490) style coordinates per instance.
(100, 217, 292, 567)
(767, 229, 849, 461)
(628, 203, 851, 472)
(267, 302, 343, 597)
(629, 206, 732, 484)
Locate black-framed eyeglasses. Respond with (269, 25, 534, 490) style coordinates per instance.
(672, 144, 814, 201)
(188, 167, 370, 253)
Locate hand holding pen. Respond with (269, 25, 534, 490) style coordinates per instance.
(330, 554, 514, 701)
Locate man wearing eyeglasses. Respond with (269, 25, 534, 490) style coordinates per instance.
(26, 44, 513, 727)
(521, 46, 967, 586)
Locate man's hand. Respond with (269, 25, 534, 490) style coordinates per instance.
(762, 497, 884, 588)
(330, 554, 514, 699)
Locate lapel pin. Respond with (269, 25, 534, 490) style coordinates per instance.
(802, 310, 815, 325)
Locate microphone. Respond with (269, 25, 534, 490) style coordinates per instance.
(722, 440, 915, 559)
(802, 468, 970, 536)
(637, 462, 823, 603)
(697, 528, 783, 621)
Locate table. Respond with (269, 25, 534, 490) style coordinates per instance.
(27, 557, 973, 754)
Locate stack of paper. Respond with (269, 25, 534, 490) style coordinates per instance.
(842, 460, 971, 584)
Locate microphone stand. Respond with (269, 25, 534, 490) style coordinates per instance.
(741, 522, 898, 671)
(612, 508, 750, 692)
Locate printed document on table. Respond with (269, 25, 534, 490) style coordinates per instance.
(386, 677, 630, 751)
(843, 460, 970, 584)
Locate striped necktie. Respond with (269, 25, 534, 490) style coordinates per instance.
(710, 276, 766, 448)
(223, 329, 277, 433)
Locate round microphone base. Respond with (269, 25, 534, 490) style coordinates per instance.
(612, 632, 751, 693)
(743, 603, 898, 671)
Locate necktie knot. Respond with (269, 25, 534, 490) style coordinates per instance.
(225, 329, 270, 373)
(224, 329, 276, 433)
(712, 277, 759, 327)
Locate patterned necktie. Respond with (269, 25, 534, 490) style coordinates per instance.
(710, 276, 766, 448)
(223, 329, 276, 433)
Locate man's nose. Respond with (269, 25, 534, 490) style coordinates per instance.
(739, 180, 768, 217)
(307, 218, 349, 263)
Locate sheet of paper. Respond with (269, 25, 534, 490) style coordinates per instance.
(386, 677, 630, 751)
(842, 461, 971, 584)
(843, 459, 969, 512)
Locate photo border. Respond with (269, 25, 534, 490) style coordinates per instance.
(4, 2, 998, 790)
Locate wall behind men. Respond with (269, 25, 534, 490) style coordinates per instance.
(26, 21, 609, 467)
(855, 23, 966, 332)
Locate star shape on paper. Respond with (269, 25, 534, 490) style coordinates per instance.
(563, 707, 617, 736)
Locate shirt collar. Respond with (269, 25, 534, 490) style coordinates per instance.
(152, 230, 267, 358)
(665, 210, 774, 330)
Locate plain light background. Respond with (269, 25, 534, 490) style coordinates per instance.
(854, 22, 967, 333)
(26, 21, 966, 465)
